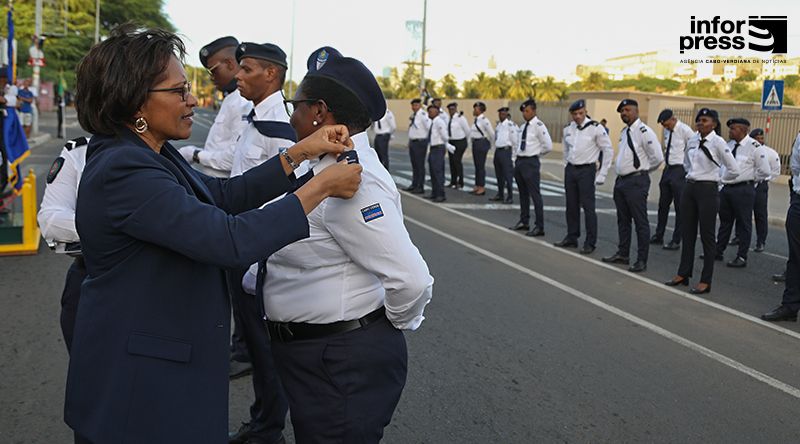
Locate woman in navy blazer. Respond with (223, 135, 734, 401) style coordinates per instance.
(65, 25, 362, 443)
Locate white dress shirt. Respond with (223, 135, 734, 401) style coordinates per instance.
(429, 114, 451, 147)
(762, 145, 781, 181)
(446, 112, 470, 140)
(720, 135, 770, 184)
(684, 132, 739, 182)
(614, 119, 663, 176)
(259, 132, 434, 330)
(4, 84, 18, 108)
(514, 116, 552, 158)
(373, 109, 396, 135)
(38, 140, 88, 243)
(230, 90, 294, 177)
(494, 118, 518, 148)
(408, 109, 431, 140)
(663, 120, 695, 167)
(562, 117, 614, 183)
(469, 113, 495, 141)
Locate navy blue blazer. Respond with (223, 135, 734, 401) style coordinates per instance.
(65, 129, 309, 443)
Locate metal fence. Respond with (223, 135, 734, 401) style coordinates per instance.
(509, 100, 571, 143)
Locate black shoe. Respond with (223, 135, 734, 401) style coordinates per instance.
(649, 235, 663, 245)
(664, 276, 689, 286)
(525, 228, 545, 237)
(448, 182, 457, 188)
(628, 261, 647, 273)
(489, 195, 503, 202)
(402, 186, 416, 192)
(663, 241, 680, 250)
(726, 256, 747, 268)
(754, 243, 765, 253)
(602, 253, 630, 264)
(509, 221, 530, 231)
(504, 196, 513, 204)
(729, 237, 740, 246)
(699, 253, 723, 261)
(761, 305, 798, 322)
(554, 238, 578, 248)
(579, 245, 595, 255)
(229, 422, 252, 444)
(229, 360, 252, 380)
(424, 194, 435, 200)
(410, 188, 425, 194)
(690, 283, 711, 294)
(432, 196, 446, 203)
(773, 272, 786, 282)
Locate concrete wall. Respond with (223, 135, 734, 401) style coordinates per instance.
(386, 99, 509, 128)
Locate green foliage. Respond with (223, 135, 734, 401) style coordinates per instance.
(785, 75, 799, 89)
(535, 76, 568, 101)
(686, 80, 719, 98)
(439, 73, 459, 98)
(737, 71, 758, 82)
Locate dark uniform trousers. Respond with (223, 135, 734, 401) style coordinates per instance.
(271, 316, 407, 444)
(228, 268, 288, 443)
(716, 182, 756, 259)
(514, 156, 543, 229)
(448, 138, 467, 187)
(493, 147, 513, 198)
(655, 165, 685, 244)
(471, 138, 490, 187)
(754, 181, 769, 246)
(428, 145, 446, 198)
(408, 139, 428, 191)
(613, 173, 651, 262)
(781, 191, 800, 311)
(373, 133, 391, 170)
(60, 257, 87, 353)
(678, 180, 719, 283)
(564, 163, 598, 248)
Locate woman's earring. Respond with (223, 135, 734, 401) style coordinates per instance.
(134, 117, 148, 133)
(312, 120, 318, 126)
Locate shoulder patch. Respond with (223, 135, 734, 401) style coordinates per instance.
(361, 203, 384, 223)
(46, 157, 65, 184)
(536, 121, 543, 126)
(252, 121, 298, 142)
(639, 126, 648, 133)
(589, 121, 599, 126)
(753, 141, 761, 147)
(64, 136, 88, 151)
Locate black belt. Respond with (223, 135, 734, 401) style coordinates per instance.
(471, 137, 488, 141)
(665, 164, 684, 170)
(267, 306, 386, 343)
(568, 163, 595, 169)
(619, 170, 647, 179)
(410, 138, 427, 142)
(686, 179, 717, 184)
(449, 138, 467, 142)
(496, 146, 511, 150)
(725, 180, 755, 187)
(516, 155, 539, 159)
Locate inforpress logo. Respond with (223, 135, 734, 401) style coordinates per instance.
(679, 16, 787, 54)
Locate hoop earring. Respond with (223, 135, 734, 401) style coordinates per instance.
(312, 120, 318, 126)
(134, 117, 148, 133)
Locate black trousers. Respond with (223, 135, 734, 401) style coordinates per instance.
(677, 181, 719, 283)
(782, 192, 800, 311)
(271, 316, 407, 444)
(228, 268, 288, 442)
(60, 257, 87, 353)
(428, 145, 446, 198)
(716, 182, 755, 259)
(373, 133, 390, 170)
(613, 173, 651, 262)
(472, 138, 490, 187)
(493, 147, 513, 198)
(514, 156, 543, 229)
(408, 139, 428, 191)
(564, 163, 598, 248)
(448, 138, 467, 186)
(754, 181, 769, 246)
(655, 165, 685, 244)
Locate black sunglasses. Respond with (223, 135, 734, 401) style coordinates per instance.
(282, 98, 332, 116)
(148, 83, 192, 102)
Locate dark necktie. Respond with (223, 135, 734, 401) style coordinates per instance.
(409, 114, 416, 128)
(664, 131, 673, 167)
(246, 108, 256, 124)
(732, 142, 740, 158)
(427, 120, 433, 142)
(448, 117, 453, 138)
(377, 120, 382, 129)
(626, 127, 641, 169)
(699, 139, 720, 167)
(520, 121, 529, 151)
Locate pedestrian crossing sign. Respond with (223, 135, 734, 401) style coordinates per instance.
(762, 80, 784, 111)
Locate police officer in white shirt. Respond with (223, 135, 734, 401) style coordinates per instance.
(405, 98, 430, 194)
(446, 102, 470, 189)
(602, 99, 663, 272)
(255, 46, 433, 442)
(37, 136, 89, 353)
(555, 99, 613, 254)
(510, 99, 552, 236)
(469, 101, 495, 195)
(749, 128, 781, 252)
(178, 37, 251, 178)
(666, 108, 738, 294)
(491, 107, 518, 203)
(372, 105, 395, 169)
(654, 109, 694, 250)
(426, 104, 453, 202)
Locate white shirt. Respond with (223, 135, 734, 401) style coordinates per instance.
(720, 135, 770, 184)
(791, 133, 800, 194)
(230, 90, 294, 177)
(446, 112, 470, 140)
(428, 114, 450, 147)
(563, 117, 614, 183)
(4, 84, 18, 108)
(408, 109, 430, 140)
(469, 113, 495, 141)
(373, 109, 396, 135)
(684, 132, 739, 182)
(38, 139, 89, 243)
(663, 120, 695, 167)
(494, 118, 518, 148)
(614, 119, 663, 176)
(259, 132, 433, 330)
(514, 116, 552, 158)
(762, 145, 781, 181)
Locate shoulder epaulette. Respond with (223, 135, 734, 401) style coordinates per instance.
(252, 121, 297, 142)
(639, 126, 648, 133)
(588, 121, 599, 127)
(65, 136, 89, 151)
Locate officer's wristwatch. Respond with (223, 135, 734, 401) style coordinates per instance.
(279, 147, 301, 170)
(192, 149, 200, 163)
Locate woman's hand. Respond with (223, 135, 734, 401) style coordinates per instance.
(294, 161, 362, 214)
(288, 125, 353, 162)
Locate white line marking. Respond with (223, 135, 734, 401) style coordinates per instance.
(404, 215, 800, 400)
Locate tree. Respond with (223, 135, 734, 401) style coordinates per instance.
(507, 70, 535, 99)
(473, 72, 500, 99)
(439, 73, 459, 98)
(392, 65, 421, 99)
(461, 79, 479, 99)
(376, 75, 394, 99)
(686, 79, 719, 98)
(535, 76, 567, 101)
(583, 72, 607, 91)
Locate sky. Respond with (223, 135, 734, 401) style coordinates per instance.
(164, 0, 800, 83)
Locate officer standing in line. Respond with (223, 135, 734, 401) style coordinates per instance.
(555, 99, 613, 254)
(426, 104, 453, 202)
(602, 99, 663, 272)
(713, 118, 770, 268)
(653, 109, 695, 250)
(228, 42, 295, 444)
(510, 98, 551, 236)
(469, 101, 495, 196)
(371, 105, 395, 170)
(179, 37, 252, 178)
(490, 107, 518, 204)
(748, 128, 780, 252)
(446, 102, 470, 189)
(404, 98, 430, 194)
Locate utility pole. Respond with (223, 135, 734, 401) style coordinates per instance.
(94, 0, 100, 44)
(32, 0, 42, 135)
(419, 0, 427, 95)
(287, 0, 296, 99)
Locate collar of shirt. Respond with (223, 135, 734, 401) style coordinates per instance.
(252, 90, 286, 121)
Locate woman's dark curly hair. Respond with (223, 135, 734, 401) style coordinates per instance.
(75, 23, 186, 136)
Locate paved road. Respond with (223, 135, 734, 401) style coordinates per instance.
(2, 108, 799, 442)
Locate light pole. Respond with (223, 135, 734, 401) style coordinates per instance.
(419, 0, 427, 95)
(31, 0, 42, 135)
(94, 0, 100, 44)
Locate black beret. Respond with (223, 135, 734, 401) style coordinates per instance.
(302, 46, 386, 121)
(568, 99, 585, 112)
(411, 98, 422, 104)
(695, 108, 719, 122)
(520, 99, 537, 111)
(473, 101, 486, 108)
(726, 117, 751, 127)
(657, 109, 674, 123)
(199, 36, 239, 68)
(306, 46, 342, 71)
(235, 42, 288, 68)
(432, 97, 442, 102)
(446, 102, 458, 108)
(750, 128, 764, 138)
(498, 107, 510, 112)
(616, 98, 638, 112)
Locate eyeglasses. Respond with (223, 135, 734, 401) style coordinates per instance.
(148, 83, 192, 102)
(205, 61, 222, 77)
(282, 98, 331, 117)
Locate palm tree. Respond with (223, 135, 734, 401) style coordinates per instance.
(583, 72, 607, 91)
(495, 71, 512, 98)
(535, 76, 568, 101)
(508, 70, 535, 99)
(474, 72, 501, 99)
(439, 74, 460, 98)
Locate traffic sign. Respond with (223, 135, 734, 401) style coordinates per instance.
(762, 80, 784, 111)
